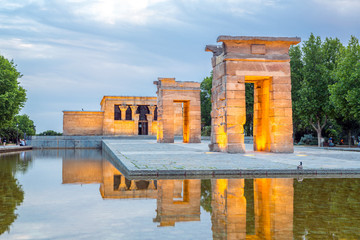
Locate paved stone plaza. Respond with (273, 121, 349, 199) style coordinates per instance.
(102, 139, 360, 179)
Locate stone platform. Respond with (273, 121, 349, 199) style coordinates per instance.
(102, 139, 360, 179)
(0, 145, 32, 154)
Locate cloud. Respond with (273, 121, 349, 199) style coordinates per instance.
(314, 0, 360, 15)
(0, 38, 53, 59)
(63, 0, 181, 25)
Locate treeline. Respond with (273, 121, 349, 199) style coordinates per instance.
(200, 34, 360, 146)
(291, 33, 360, 146)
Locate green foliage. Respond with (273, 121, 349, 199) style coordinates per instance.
(200, 73, 212, 126)
(0, 153, 31, 234)
(15, 114, 35, 136)
(289, 45, 305, 135)
(330, 36, 360, 119)
(0, 54, 26, 129)
(200, 179, 212, 213)
(328, 36, 360, 145)
(201, 126, 211, 136)
(244, 83, 254, 136)
(290, 34, 343, 146)
(37, 130, 62, 136)
(0, 114, 35, 143)
(294, 178, 360, 238)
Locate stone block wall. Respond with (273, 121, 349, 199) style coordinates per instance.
(206, 36, 300, 153)
(100, 96, 158, 135)
(63, 111, 104, 135)
(154, 78, 201, 143)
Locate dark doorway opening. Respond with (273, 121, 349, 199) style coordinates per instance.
(138, 121, 148, 135)
(136, 105, 150, 135)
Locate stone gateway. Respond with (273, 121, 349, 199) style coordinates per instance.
(206, 36, 301, 153)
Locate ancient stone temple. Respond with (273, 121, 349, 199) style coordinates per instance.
(206, 36, 301, 153)
(63, 96, 158, 136)
(63, 96, 185, 136)
(154, 78, 201, 143)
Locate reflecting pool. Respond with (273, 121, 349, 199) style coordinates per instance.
(1, 150, 360, 239)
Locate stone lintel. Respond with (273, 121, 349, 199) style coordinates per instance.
(155, 77, 200, 90)
(63, 111, 104, 115)
(217, 36, 301, 45)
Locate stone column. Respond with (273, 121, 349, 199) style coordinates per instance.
(146, 113, 153, 135)
(148, 105, 156, 119)
(254, 179, 293, 239)
(130, 105, 138, 135)
(130, 106, 138, 120)
(119, 105, 128, 120)
(148, 180, 156, 190)
(118, 175, 127, 191)
(211, 179, 246, 239)
(129, 180, 137, 190)
(160, 99, 175, 142)
(269, 76, 293, 152)
(147, 105, 156, 136)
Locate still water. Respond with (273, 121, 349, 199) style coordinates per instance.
(1, 149, 360, 240)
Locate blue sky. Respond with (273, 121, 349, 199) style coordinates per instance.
(1, 0, 359, 133)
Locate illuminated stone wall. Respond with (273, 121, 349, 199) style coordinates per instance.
(63, 111, 104, 136)
(62, 158, 103, 184)
(211, 178, 294, 239)
(100, 96, 158, 135)
(253, 178, 294, 239)
(154, 179, 201, 227)
(63, 96, 162, 136)
(206, 36, 300, 153)
(154, 78, 201, 143)
(211, 179, 247, 239)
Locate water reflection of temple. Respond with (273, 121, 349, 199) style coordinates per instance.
(62, 157, 201, 227)
(211, 179, 293, 240)
(62, 158, 158, 199)
(62, 155, 293, 238)
(153, 180, 201, 227)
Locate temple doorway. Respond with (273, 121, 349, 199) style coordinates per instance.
(174, 100, 190, 143)
(136, 105, 150, 135)
(138, 121, 148, 135)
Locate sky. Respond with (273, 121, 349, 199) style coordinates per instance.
(1, 0, 360, 133)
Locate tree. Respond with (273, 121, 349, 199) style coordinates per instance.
(244, 83, 254, 136)
(15, 114, 36, 137)
(295, 34, 335, 147)
(0, 54, 26, 128)
(200, 73, 212, 127)
(289, 45, 306, 141)
(329, 36, 360, 145)
(37, 130, 62, 136)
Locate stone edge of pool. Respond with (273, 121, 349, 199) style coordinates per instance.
(102, 139, 360, 180)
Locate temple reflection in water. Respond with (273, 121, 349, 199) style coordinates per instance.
(62, 152, 293, 239)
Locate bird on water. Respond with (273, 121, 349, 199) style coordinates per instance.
(297, 161, 303, 170)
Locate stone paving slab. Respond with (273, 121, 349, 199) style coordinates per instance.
(0, 145, 32, 154)
(102, 139, 360, 179)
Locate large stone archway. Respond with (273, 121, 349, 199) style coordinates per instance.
(206, 36, 301, 153)
(154, 78, 201, 143)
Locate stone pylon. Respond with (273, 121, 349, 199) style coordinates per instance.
(154, 78, 201, 143)
(206, 36, 300, 153)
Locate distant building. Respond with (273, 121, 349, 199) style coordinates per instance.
(63, 96, 184, 136)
